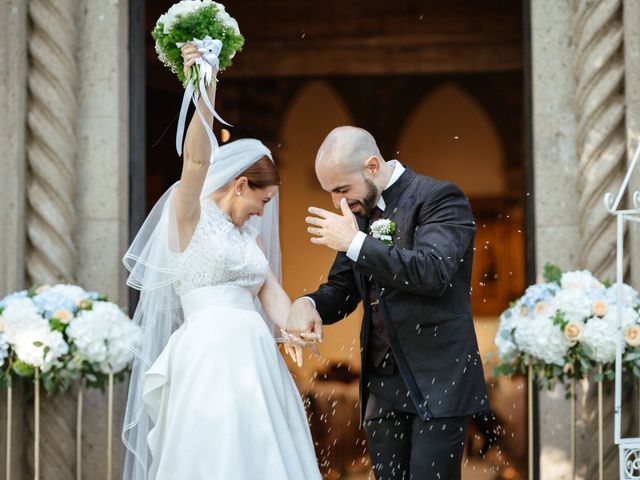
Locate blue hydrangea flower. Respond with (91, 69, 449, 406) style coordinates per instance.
(518, 282, 560, 313)
(32, 292, 77, 318)
(0, 290, 29, 310)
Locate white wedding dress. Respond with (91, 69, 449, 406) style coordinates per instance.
(141, 200, 321, 479)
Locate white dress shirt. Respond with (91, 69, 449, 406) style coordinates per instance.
(303, 160, 405, 309)
(345, 160, 405, 261)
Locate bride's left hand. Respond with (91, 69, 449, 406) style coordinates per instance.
(282, 331, 319, 367)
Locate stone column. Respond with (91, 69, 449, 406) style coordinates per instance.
(573, 0, 626, 281)
(74, 1, 129, 478)
(25, 0, 79, 285)
(0, 6, 29, 479)
(23, 0, 80, 476)
(531, 2, 581, 477)
(0, 0, 28, 294)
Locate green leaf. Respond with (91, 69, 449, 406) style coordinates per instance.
(49, 318, 67, 333)
(543, 263, 562, 284)
(12, 360, 34, 378)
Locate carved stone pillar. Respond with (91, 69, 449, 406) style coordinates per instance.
(26, 0, 78, 285)
(24, 0, 79, 478)
(573, 0, 627, 280)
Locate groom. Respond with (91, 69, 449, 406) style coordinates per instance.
(286, 126, 489, 479)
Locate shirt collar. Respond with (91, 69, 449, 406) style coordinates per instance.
(377, 160, 405, 211)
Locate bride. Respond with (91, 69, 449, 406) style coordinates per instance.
(121, 44, 321, 479)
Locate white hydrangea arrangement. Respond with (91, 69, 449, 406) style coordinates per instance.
(494, 263, 640, 392)
(0, 284, 141, 393)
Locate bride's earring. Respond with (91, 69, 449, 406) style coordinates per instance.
(236, 191, 242, 196)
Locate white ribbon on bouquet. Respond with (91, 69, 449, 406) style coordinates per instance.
(175, 36, 231, 160)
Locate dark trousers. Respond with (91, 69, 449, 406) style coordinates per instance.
(363, 355, 469, 480)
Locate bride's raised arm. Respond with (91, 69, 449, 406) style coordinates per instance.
(172, 43, 217, 249)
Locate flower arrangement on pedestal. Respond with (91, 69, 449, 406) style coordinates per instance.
(0, 284, 141, 393)
(494, 263, 640, 393)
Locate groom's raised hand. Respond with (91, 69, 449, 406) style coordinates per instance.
(306, 198, 358, 252)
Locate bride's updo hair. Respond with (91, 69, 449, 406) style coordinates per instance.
(238, 155, 280, 189)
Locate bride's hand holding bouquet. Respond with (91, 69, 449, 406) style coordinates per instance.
(152, 0, 244, 157)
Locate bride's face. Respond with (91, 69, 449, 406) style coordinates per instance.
(231, 178, 278, 226)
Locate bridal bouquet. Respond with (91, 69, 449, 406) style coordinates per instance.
(494, 264, 640, 392)
(0, 284, 141, 393)
(152, 0, 244, 156)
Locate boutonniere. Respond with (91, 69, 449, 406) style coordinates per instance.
(369, 219, 396, 245)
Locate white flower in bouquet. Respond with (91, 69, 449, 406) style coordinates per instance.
(32, 290, 77, 318)
(550, 288, 592, 323)
(495, 308, 527, 360)
(561, 270, 605, 291)
(513, 313, 571, 365)
(0, 290, 28, 309)
(516, 282, 560, 316)
(625, 325, 640, 347)
(100, 320, 142, 374)
(157, 0, 239, 35)
(12, 325, 68, 372)
(67, 302, 142, 374)
(1, 298, 48, 343)
(582, 308, 638, 363)
(495, 329, 518, 359)
(603, 284, 640, 307)
(591, 299, 609, 317)
(563, 321, 584, 343)
(48, 284, 89, 303)
(0, 332, 9, 367)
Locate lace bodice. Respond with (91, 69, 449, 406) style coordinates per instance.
(173, 200, 269, 297)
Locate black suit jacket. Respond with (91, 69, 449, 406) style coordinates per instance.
(308, 167, 489, 422)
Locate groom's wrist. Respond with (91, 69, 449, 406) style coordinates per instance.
(299, 296, 317, 309)
(346, 231, 367, 262)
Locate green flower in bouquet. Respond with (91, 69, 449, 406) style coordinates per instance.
(152, 0, 244, 86)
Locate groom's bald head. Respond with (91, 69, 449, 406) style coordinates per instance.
(314, 126, 391, 217)
(315, 126, 383, 174)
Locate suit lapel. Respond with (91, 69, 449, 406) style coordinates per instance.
(379, 167, 416, 223)
(354, 216, 368, 294)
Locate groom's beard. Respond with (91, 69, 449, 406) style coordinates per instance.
(349, 178, 379, 218)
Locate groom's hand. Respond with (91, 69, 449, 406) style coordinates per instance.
(306, 198, 358, 252)
(286, 298, 323, 343)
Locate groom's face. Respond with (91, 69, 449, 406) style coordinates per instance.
(317, 167, 379, 218)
